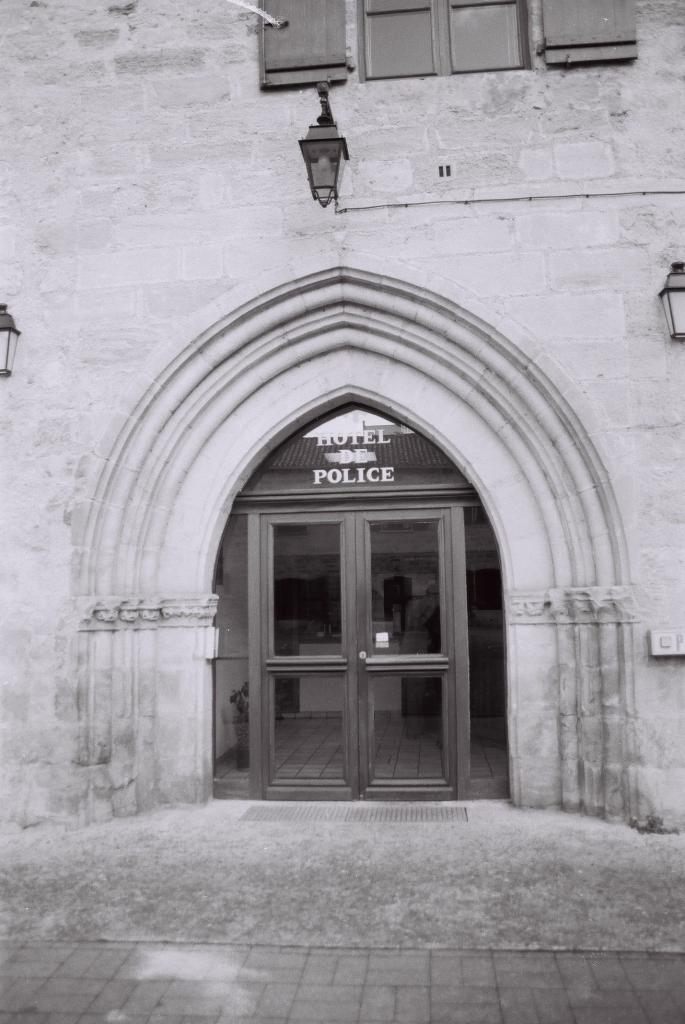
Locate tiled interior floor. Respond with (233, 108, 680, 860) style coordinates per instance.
(470, 717, 508, 781)
(274, 716, 344, 780)
(215, 715, 508, 793)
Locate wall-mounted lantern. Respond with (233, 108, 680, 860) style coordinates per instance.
(659, 261, 685, 340)
(299, 82, 349, 208)
(0, 304, 21, 377)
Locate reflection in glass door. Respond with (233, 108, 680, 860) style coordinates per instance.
(267, 517, 352, 794)
(358, 511, 465, 797)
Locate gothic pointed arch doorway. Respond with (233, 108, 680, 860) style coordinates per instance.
(213, 405, 508, 801)
(75, 264, 636, 825)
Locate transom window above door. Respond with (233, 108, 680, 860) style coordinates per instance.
(361, 0, 528, 80)
(240, 406, 472, 498)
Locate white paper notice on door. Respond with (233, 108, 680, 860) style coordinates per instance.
(375, 631, 390, 648)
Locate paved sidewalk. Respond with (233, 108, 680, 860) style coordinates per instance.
(1, 941, 685, 1024)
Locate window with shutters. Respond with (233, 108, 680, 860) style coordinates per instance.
(541, 0, 637, 65)
(359, 0, 529, 81)
(260, 0, 348, 87)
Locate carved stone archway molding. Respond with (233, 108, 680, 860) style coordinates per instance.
(509, 587, 638, 625)
(71, 263, 637, 824)
(80, 595, 219, 630)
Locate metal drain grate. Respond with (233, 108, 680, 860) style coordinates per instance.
(239, 805, 467, 823)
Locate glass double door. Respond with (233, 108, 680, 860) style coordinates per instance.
(252, 507, 470, 800)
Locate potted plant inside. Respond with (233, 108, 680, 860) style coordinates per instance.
(229, 681, 249, 771)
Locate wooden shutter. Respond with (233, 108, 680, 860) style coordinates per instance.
(260, 0, 348, 87)
(542, 0, 636, 65)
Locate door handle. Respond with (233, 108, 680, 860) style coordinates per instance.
(359, 650, 367, 661)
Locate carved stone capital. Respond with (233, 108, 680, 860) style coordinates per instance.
(509, 586, 638, 625)
(160, 597, 220, 625)
(80, 595, 219, 630)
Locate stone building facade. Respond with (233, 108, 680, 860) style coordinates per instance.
(2, 0, 685, 827)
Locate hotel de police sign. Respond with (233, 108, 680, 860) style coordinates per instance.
(312, 428, 394, 486)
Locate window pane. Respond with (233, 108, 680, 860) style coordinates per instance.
(369, 520, 441, 654)
(273, 675, 345, 781)
(450, 4, 521, 71)
(273, 523, 342, 655)
(366, 11, 435, 79)
(371, 675, 445, 781)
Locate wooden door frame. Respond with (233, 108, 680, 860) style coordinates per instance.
(246, 496, 478, 800)
(355, 506, 463, 800)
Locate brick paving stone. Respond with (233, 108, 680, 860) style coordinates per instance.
(498, 985, 540, 1024)
(586, 954, 633, 990)
(210, 981, 263, 1017)
(10, 947, 76, 966)
(430, 954, 463, 987)
(431, 984, 501, 1023)
(366, 953, 429, 987)
(291, 982, 363, 1021)
(0, 978, 47, 1010)
(567, 988, 647, 1009)
(434, 1003, 503, 1024)
(494, 951, 564, 989)
(112, 950, 148, 980)
(0, 962, 58, 980)
(84, 978, 137, 1012)
(156, 981, 236, 1015)
(116, 946, 243, 983)
(636, 988, 685, 1024)
(620, 956, 685, 989)
(395, 984, 429, 1023)
(360, 983, 396, 1020)
(458, 954, 497, 988)
(164, 981, 237, 1000)
(254, 982, 298, 1017)
(568, 990, 651, 1024)
(34, 978, 104, 998)
(242, 951, 307, 986)
(76, 948, 134, 979)
(573, 1006, 649, 1024)
(333, 954, 368, 985)
(51, 949, 105, 978)
(300, 952, 339, 985)
(147, 1014, 219, 1024)
(532, 987, 575, 1023)
(554, 953, 596, 993)
(217, 1018, 287, 1024)
(122, 980, 172, 1013)
(3, 1013, 48, 1024)
(178, 1017, 226, 1024)
(494, 952, 558, 971)
(80, 1017, 150, 1024)
(31, 991, 100, 1014)
(670, 988, 685, 1013)
(155, 997, 226, 1016)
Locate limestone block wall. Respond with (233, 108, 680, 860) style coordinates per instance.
(2, 0, 685, 827)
